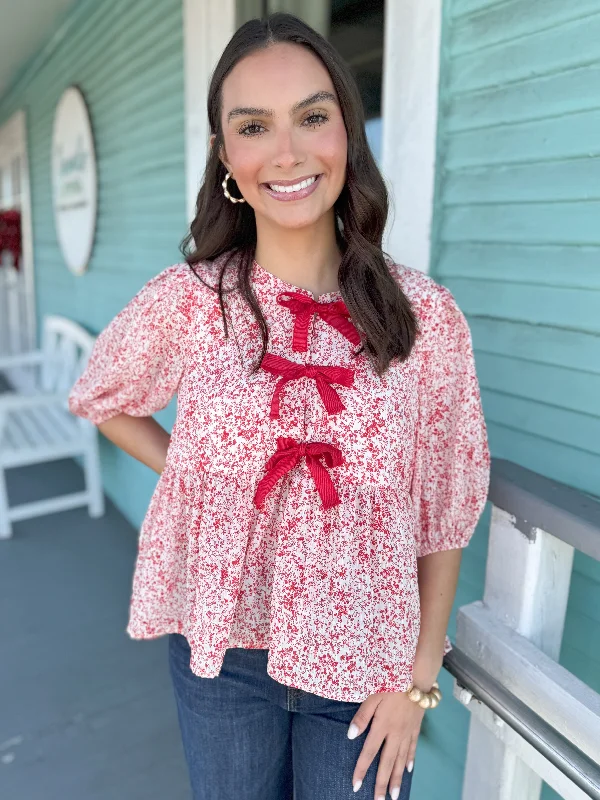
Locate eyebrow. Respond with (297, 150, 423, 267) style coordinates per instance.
(226, 91, 338, 123)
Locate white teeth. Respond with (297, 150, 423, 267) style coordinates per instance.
(268, 175, 317, 193)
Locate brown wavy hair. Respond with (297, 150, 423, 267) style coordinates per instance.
(180, 12, 419, 375)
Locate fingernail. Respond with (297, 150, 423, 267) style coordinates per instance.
(347, 723, 360, 739)
(407, 760, 414, 773)
(352, 779, 362, 792)
(377, 795, 385, 800)
(391, 788, 400, 800)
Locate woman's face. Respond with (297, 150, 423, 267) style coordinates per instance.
(218, 42, 348, 231)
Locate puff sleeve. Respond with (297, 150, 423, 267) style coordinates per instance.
(410, 284, 490, 559)
(68, 265, 193, 426)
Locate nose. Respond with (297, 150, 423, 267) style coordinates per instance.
(271, 126, 305, 172)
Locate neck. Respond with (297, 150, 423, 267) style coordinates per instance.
(253, 210, 342, 300)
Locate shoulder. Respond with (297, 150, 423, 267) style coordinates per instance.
(384, 256, 459, 319)
(383, 256, 470, 345)
(139, 261, 211, 305)
(135, 257, 231, 325)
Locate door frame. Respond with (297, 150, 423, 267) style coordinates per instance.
(183, 0, 236, 224)
(0, 109, 36, 353)
(381, 0, 443, 274)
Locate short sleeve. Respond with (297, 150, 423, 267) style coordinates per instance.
(68, 264, 194, 426)
(410, 284, 490, 558)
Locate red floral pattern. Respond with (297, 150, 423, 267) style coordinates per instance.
(68, 251, 490, 702)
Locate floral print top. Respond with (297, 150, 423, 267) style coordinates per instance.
(68, 250, 490, 702)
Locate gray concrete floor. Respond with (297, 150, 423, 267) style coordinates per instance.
(0, 454, 191, 799)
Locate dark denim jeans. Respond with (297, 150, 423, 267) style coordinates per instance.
(168, 633, 414, 799)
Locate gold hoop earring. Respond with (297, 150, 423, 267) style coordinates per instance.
(222, 172, 246, 204)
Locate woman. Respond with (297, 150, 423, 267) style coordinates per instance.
(69, 12, 490, 800)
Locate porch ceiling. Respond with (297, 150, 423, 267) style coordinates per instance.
(0, 0, 79, 98)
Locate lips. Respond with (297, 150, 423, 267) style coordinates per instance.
(266, 175, 319, 194)
(261, 173, 323, 202)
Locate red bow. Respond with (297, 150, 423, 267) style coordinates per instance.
(254, 437, 344, 510)
(277, 291, 361, 352)
(261, 353, 354, 419)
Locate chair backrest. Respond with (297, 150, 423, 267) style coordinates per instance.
(40, 316, 96, 394)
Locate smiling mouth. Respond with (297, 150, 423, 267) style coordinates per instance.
(265, 175, 320, 194)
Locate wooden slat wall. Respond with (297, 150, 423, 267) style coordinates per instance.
(420, 2, 600, 798)
(0, 0, 186, 526)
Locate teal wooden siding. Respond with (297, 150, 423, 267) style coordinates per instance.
(0, 0, 185, 527)
(421, 2, 600, 798)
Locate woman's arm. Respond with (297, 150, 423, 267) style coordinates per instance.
(98, 414, 171, 475)
(411, 548, 463, 689)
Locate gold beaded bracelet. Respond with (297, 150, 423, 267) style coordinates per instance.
(405, 680, 442, 709)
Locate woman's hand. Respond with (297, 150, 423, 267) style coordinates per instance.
(347, 690, 425, 800)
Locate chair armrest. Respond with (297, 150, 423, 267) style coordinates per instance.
(0, 350, 44, 370)
(0, 391, 70, 412)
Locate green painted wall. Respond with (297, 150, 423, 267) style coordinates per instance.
(0, 0, 186, 527)
(418, 1, 600, 798)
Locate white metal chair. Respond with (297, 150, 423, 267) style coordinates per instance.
(0, 315, 104, 539)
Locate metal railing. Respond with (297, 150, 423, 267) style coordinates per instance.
(444, 647, 600, 799)
(445, 457, 600, 800)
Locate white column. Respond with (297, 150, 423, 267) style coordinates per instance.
(183, 0, 237, 223)
(380, 0, 442, 274)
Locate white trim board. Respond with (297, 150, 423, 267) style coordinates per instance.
(381, 0, 443, 274)
(183, 0, 236, 224)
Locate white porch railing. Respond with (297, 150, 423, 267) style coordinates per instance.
(444, 458, 600, 800)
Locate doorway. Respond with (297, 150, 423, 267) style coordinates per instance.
(0, 110, 36, 366)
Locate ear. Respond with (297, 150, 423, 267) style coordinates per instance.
(210, 134, 232, 173)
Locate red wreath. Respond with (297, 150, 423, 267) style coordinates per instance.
(0, 209, 22, 270)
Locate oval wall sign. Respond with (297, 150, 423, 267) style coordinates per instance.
(52, 86, 97, 276)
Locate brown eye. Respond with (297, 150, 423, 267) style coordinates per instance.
(238, 120, 266, 137)
(302, 112, 329, 128)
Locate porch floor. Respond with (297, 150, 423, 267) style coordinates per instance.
(0, 455, 190, 799)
